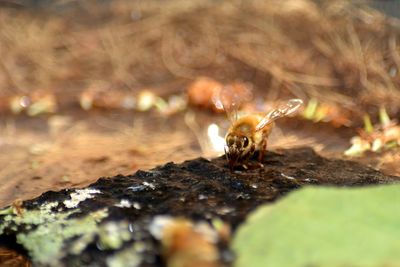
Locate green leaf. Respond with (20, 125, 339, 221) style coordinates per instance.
(233, 185, 400, 267)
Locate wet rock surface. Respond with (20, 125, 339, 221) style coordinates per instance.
(0, 147, 399, 267)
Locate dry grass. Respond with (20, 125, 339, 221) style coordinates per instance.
(1, 0, 400, 122)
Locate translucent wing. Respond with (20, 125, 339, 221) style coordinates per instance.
(213, 83, 253, 123)
(255, 99, 303, 131)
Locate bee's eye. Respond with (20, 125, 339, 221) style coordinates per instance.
(243, 136, 249, 147)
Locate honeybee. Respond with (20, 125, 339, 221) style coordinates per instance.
(218, 91, 303, 170)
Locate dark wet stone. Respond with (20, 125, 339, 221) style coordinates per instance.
(1, 147, 398, 266)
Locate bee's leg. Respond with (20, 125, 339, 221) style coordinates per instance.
(258, 139, 267, 163)
(245, 155, 263, 170)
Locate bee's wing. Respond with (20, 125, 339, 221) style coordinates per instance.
(255, 99, 303, 131)
(213, 84, 252, 123)
(213, 87, 237, 122)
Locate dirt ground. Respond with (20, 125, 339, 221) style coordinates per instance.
(1, 107, 399, 208)
(0, 110, 201, 208)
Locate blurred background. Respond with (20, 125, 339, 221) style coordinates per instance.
(1, 0, 400, 207)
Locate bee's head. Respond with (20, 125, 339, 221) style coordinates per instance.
(225, 134, 252, 170)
